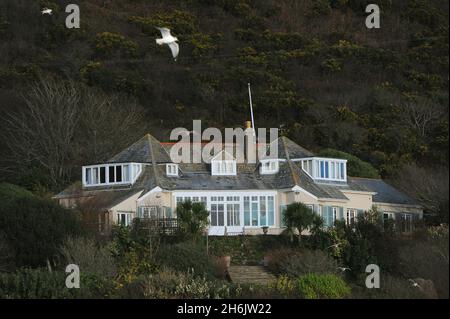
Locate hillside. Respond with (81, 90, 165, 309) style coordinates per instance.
(0, 0, 448, 190)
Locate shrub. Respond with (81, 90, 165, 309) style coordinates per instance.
(209, 235, 290, 265)
(95, 32, 138, 57)
(60, 237, 116, 278)
(281, 249, 339, 277)
(283, 202, 316, 243)
(157, 242, 215, 279)
(350, 275, 430, 299)
(398, 225, 449, 298)
(297, 274, 351, 299)
(176, 200, 209, 240)
(119, 268, 230, 299)
(268, 275, 296, 297)
(0, 268, 114, 299)
(0, 183, 83, 268)
(111, 226, 160, 283)
(266, 248, 338, 277)
(0, 230, 15, 272)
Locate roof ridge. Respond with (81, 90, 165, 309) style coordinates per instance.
(282, 137, 300, 186)
(147, 134, 161, 186)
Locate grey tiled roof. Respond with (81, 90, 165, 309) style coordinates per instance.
(108, 134, 171, 163)
(55, 187, 143, 211)
(349, 178, 420, 206)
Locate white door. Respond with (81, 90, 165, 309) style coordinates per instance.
(209, 203, 225, 235)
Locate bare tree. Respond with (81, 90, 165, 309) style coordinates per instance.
(2, 79, 81, 187)
(1, 77, 146, 189)
(391, 164, 449, 222)
(401, 99, 444, 139)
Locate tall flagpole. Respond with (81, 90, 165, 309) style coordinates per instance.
(248, 83, 255, 134)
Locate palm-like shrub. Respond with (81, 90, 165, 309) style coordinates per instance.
(283, 202, 316, 243)
(176, 200, 209, 240)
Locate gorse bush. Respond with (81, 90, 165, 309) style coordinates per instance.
(296, 274, 351, 299)
(268, 275, 296, 297)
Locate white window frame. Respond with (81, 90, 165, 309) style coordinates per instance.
(211, 159, 237, 176)
(173, 191, 277, 228)
(295, 157, 347, 182)
(117, 212, 133, 226)
(346, 208, 358, 225)
(82, 163, 142, 187)
(260, 160, 279, 174)
(166, 163, 179, 176)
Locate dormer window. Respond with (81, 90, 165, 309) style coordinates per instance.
(260, 160, 279, 174)
(211, 150, 237, 176)
(83, 163, 142, 187)
(166, 164, 179, 176)
(211, 160, 236, 175)
(299, 157, 347, 182)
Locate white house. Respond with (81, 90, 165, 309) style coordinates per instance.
(55, 131, 423, 235)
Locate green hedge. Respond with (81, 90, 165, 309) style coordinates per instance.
(0, 183, 83, 268)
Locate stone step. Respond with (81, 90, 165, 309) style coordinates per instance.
(228, 266, 276, 285)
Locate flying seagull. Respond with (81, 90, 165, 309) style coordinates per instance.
(155, 27, 179, 61)
(337, 267, 351, 272)
(41, 8, 53, 15)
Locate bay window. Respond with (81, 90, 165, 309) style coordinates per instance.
(299, 157, 347, 182)
(83, 163, 142, 187)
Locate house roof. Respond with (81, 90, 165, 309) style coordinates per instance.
(277, 136, 315, 159)
(55, 133, 420, 207)
(349, 177, 420, 206)
(108, 134, 171, 164)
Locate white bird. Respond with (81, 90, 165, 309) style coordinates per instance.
(408, 279, 421, 288)
(337, 267, 351, 272)
(155, 27, 179, 61)
(41, 8, 53, 15)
